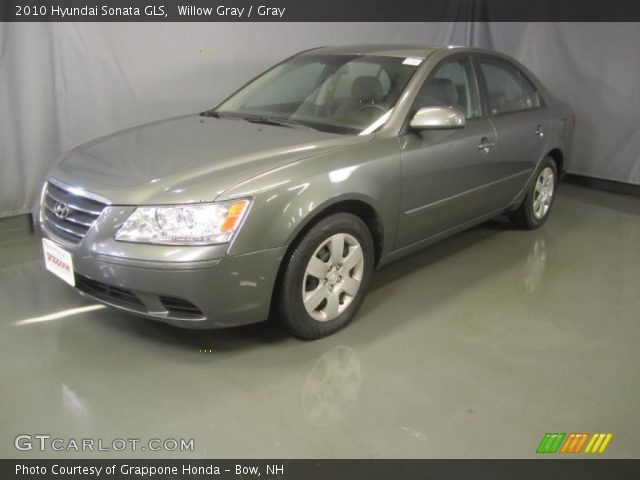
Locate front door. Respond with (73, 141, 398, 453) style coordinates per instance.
(396, 56, 499, 248)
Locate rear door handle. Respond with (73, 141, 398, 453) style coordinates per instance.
(477, 138, 495, 152)
(535, 124, 545, 137)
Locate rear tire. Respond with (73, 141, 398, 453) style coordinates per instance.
(510, 157, 558, 230)
(275, 213, 374, 340)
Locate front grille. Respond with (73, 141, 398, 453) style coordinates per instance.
(75, 274, 146, 311)
(42, 182, 107, 244)
(159, 296, 204, 319)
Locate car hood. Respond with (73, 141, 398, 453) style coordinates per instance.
(49, 114, 367, 205)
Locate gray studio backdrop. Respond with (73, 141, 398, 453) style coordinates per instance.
(1, 22, 639, 218)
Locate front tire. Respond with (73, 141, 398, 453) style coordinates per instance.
(510, 157, 558, 229)
(275, 213, 375, 340)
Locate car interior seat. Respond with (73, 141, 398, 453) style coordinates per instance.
(332, 75, 386, 124)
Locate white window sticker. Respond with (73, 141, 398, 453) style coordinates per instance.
(403, 57, 423, 66)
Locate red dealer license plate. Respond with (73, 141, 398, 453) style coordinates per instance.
(42, 238, 75, 286)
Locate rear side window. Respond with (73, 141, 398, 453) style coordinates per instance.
(478, 58, 542, 115)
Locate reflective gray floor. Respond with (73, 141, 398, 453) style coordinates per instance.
(1, 184, 639, 458)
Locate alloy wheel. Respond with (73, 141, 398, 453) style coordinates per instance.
(532, 166, 555, 219)
(302, 233, 365, 322)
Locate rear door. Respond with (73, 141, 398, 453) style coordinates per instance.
(474, 54, 549, 203)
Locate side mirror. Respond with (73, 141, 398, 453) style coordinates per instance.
(409, 106, 466, 130)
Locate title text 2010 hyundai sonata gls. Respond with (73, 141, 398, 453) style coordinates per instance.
(35, 44, 574, 339)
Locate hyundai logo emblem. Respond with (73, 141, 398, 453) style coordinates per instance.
(53, 202, 70, 219)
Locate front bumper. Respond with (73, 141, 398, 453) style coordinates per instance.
(35, 202, 284, 329)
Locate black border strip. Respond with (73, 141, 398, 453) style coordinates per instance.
(3, 459, 640, 480)
(0, 214, 34, 239)
(4, 0, 640, 22)
(564, 174, 640, 198)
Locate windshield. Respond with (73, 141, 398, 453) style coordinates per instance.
(212, 54, 421, 135)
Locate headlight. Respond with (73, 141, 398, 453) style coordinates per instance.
(115, 200, 251, 245)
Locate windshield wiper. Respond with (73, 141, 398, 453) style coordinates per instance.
(241, 115, 317, 131)
(199, 110, 221, 118)
(200, 111, 318, 131)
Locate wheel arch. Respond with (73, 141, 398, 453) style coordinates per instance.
(268, 196, 385, 322)
(546, 148, 565, 177)
(284, 196, 385, 266)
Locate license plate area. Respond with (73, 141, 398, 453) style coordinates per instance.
(42, 238, 75, 286)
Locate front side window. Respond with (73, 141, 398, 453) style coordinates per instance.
(411, 58, 480, 119)
(478, 58, 542, 115)
(215, 54, 420, 134)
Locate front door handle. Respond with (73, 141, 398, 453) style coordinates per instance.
(535, 124, 545, 137)
(477, 138, 495, 152)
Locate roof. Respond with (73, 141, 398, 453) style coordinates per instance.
(306, 44, 449, 58)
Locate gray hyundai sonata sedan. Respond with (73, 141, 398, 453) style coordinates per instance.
(35, 44, 574, 339)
